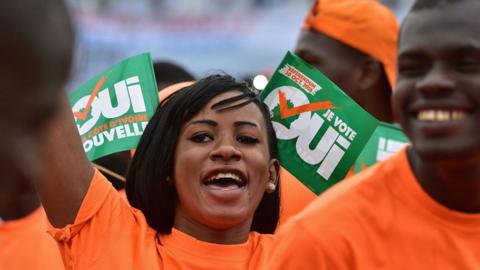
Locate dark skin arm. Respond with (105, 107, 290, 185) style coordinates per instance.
(36, 92, 93, 227)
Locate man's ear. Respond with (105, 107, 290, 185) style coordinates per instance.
(358, 57, 384, 92)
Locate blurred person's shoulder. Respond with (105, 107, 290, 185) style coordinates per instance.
(287, 147, 410, 232)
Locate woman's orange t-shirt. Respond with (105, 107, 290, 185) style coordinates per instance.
(48, 170, 275, 270)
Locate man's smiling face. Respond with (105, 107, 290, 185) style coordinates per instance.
(394, 1, 480, 160)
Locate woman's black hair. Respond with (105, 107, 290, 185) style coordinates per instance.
(126, 74, 280, 234)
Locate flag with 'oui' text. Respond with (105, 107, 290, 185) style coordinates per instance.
(260, 52, 378, 195)
(69, 53, 159, 161)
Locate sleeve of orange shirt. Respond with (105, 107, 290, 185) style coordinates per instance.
(277, 167, 317, 227)
(47, 169, 158, 270)
(270, 163, 385, 270)
(270, 217, 357, 270)
(271, 183, 369, 270)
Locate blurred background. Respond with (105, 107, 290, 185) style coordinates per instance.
(66, 0, 414, 90)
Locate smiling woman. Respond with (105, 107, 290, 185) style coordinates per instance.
(127, 74, 280, 243)
(41, 74, 281, 269)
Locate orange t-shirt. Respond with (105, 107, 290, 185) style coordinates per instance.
(48, 170, 275, 270)
(0, 207, 64, 270)
(270, 148, 480, 269)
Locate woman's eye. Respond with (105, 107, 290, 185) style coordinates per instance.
(189, 133, 213, 143)
(237, 135, 259, 144)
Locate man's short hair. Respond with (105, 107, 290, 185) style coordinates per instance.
(410, 0, 464, 11)
(153, 61, 195, 91)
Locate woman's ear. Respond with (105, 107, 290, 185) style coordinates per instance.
(266, 159, 280, 193)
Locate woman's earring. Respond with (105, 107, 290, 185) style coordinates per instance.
(266, 181, 276, 193)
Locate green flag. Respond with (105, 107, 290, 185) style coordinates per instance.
(69, 53, 159, 161)
(353, 122, 409, 173)
(260, 52, 379, 195)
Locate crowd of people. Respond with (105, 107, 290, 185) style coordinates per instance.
(1, 0, 479, 269)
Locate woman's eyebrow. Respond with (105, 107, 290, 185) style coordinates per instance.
(234, 121, 259, 128)
(186, 119, 218, 127)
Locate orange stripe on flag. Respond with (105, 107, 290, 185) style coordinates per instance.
(73, 73, 111, 121)
(278, 90, 335, 119)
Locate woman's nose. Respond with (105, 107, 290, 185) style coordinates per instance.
(209, 140, 242, 162)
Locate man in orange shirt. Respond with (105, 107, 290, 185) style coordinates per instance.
(279, 0, 400, 226)
(0, 1, 74, 269)
(271, 0, 480, 268)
